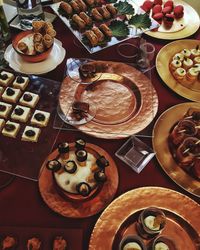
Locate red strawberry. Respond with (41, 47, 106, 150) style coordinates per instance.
(152, 4, 162, 15)
(163, 13, 174, 28)
(174, 5, 184, 19)
(164, 0, 174, 9)
(153, 12, 163, 24)
(153, 0, 162, 5)
(141, 0, 154, 12)
(162, 6, 172, 15)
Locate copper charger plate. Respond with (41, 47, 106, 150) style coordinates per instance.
(156, 39, 200, 102)
(152, 102, 200, 198)
(89, 187, 200, 250)
(59, 61, 158, 139)
(38, 143, 119, 218)
(142, 0, 200, 40)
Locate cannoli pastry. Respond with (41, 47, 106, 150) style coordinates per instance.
(92, 27, 105, 42)
(106, 4, 118, 16)
(99, 24, 112, 37)
(34, 42, 45, 53)
(18, 42, 29, 54)
(181, 48, 191, 58)
(53, 236, 68, 250)
(32, 20, 45, 32)
(60, 1, 73, 15)
(194, 56, 200, 64)
(186, 67, 199, 83)
(173, 67, 186, 81)
(84, 30, 98, 46)
(84, 0, 95, 6)
(46, 28, 56, 37)
(190, 46, 200, 58)
(99, 6, 111, 19)
(33, 32, 43, 43)
(72, 14, 86, 29)
(91, 8, 104, 21)
(173, 52, 184, 61)
(70, 0, 81, 13)
(77, 0, 87, 11)
(182, 58, 193, 70)
(44, 21, 53, 30)
(170, 59, 182, 71)
(79, 12, 92, 26)
(43, 34, 54, 48)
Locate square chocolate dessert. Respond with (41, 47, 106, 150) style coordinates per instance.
(2, 87, 22, 103)
(11, 105, 31, 123)
(13, 75, 29, 90)
(0, 101, 12, 119)
(2, 120, 20, 138)
(22, 126, 41, 142)
(0, 71, 14, 86)
(19, 92, 39, 108)
(30, 110, 50, 127)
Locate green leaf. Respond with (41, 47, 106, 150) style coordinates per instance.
(114, 1, 135, 15)
(109, 20, 129, 38)
(107, 0, 117, 3)
(129, 13, 152, 30)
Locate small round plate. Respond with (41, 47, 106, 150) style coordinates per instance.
(152, 102, 200, 198)
(156, 39, 200, 102)
(89, 187, 200, 250)
(4, 39, 66, 75)
(38, 143, 119, 218)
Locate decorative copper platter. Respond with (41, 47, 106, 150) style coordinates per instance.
(156, 39, 200, 102)
(89, 187, 200, 250)
(138, 0, 200, 40)
(59, 61, 158, 139)
(152, 103, 200, 198)
(38, 143, 119, 218)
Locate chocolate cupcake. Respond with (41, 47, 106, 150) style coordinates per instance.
(76, 182, 91, 197)
(46, 159, 62, 172)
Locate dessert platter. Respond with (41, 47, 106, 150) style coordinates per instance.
(138, 0, 200, 39)
(153, 102, 200, 198)
(58, 60, 158, 139)
(38, 139, 119, 218)
(156, 39, 200, 102)
(51, 0, 158, 53)
(89, 187, 200, 250)
(0, 69, 61, 180)
(4, 20, 66, 75)
(0, 226, 82, 250)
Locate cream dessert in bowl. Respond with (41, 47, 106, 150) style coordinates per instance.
(137, 207, 166, 239)
(152, 236, 177, 250)
(119, 235, 146, 250)
(46, 139, 109, 201)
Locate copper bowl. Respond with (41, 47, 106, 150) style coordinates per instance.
(12, 30, 53, 63)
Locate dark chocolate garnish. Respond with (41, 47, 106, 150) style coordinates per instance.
(5, 124, 15, 132)
(34, 113, 45, 122)
(75, 138, 86, 150)
(0, 73, 8, 80)
(16, 76, 25, 84)
(23, 93, 32, 102)
(76, 182, 91, 197)
(58, 142, 69, 154)
(6, 88, 15, 96)
(46, 159, 62, 172)
(25, 130, 36, 137)
(0, 104, 6, 112)
(14, 107, 24, 116)
(76, 149, 87, 162)
(94, 170, 107, 183)
(64, 160, 77, 173)
(96, 156, 109, 169)
(72, 101, 89, 113)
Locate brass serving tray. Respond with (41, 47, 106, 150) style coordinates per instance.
(38, 143, 119, 218)
(139, 0, 200, 40)
(156, 39, 200, 102)
(89, 187, 200, 250)
(152, 103, 200, 198)
(59, 60, 158, 139)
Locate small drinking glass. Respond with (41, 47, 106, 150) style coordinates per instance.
(136, 207, 166, 239)
(117, 43, 139, 61)
(138, 42, 155, 69)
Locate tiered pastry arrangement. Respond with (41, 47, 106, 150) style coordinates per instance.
(0, 235, 68, 250)
(169, 46, 200, 84)
(46, 138, 109, 199)
(168, 108, 200, 180)
(0, 70, 50, 142)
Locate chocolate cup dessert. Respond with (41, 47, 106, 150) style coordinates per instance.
(151, 235, 177, 250)
(119, 235, 146, 250)
(137, 207, 166, 239)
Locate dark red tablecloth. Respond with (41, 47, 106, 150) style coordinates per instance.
(0, 8, 200, 250)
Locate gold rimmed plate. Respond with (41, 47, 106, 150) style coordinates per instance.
(152, 102, 200, 198)
(139, 0, 200, 40)
(59, 60, 158, 139)
(156, 39, 200, 102)
(89, 187, 200, 250)
(38, 143, 119, 218)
